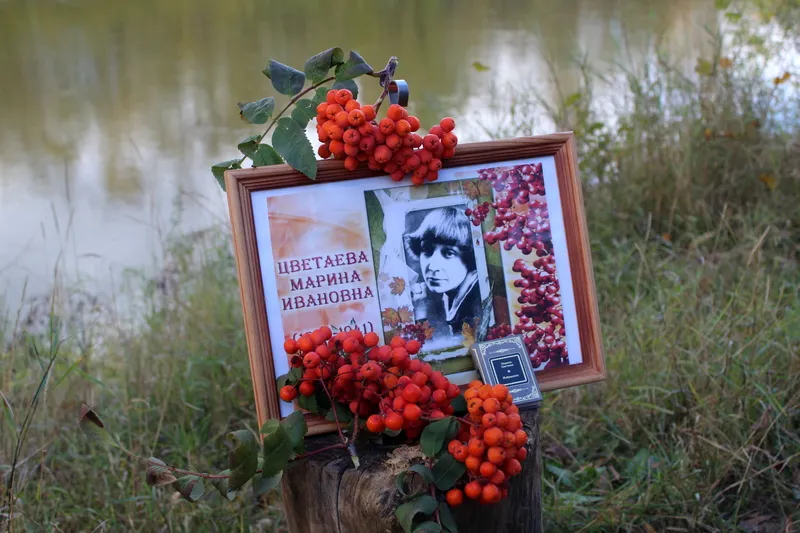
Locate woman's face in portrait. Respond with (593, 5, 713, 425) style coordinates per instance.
(420, 243, 468, 294)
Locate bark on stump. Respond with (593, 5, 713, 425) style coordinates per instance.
(280, 409, 541, 533)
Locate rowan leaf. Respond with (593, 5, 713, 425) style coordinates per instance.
(211, 159, 241, 191)
(172, 475, 204, 503)
(438, 502, 459, 532)
(291, 99, 317, 128)
(332, 79, 359, 100)
(210, 470, 236, 501)
(420, 416, 457, 458)
(272, 117, 317, 179)
(146, 457, 177, 487)
(304, 47, 345, 83)
(227, 430, 259, 490)
(237, 135, 260, 159)
(260, 420, 293, 478)
(238, 97, 275, 124)
(252, 144, 283, 167)
(335, 51, 373, 81)
(413, 522, 442, 533)
(395, 494, 438, 533)
(431, 453, 466, 491)
(263, 60, 306, 96)
(253, 471, 283, 496)
(280, 410, 308, 455)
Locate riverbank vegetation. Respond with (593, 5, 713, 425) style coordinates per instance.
(2, 2, 798, 531)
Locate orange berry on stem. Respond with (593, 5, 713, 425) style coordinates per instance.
(403, 403, 422, 421)
(516, 447, 528, 461)
(482, 413, 497, 427)
(364, 331, 379, 347)
(284, 339, 298, 354)
(491, 384, 509, 401)
(407, 115, 421, 131)
(429, 125, 445, 138)
(348, 109, 366, 127)
(483, 398, 501, 414)
(468, 438, 486, 457)
(482, 483, 501, 503)
(465, 455, 482, 473)
(361, 104, 376, 121)
(335, 111, 350, 129)
(442, 132, 458, 149)
(328, 125, 344, 141)
(318, 144, 332, 159)
(326, 90, 337, 104)
(385, 412, 403, 431)
(385, 133, 402, 150)
(345, 99, 361, 112)
(298, 335, 314, 353)
(379, 117, 395, 135)
(442, 147, 456, 159)
(484, 427, 503, 447)
(335, 89, 353, 105)
(422, 134, 440, 151)
(487, 446, 507, 465)
(464, 481, 482, 500)
(395, 119, 411, 137)
(366, 414, 385, 433)
(490, 470, 506, 486)
(387, 104, 405, 121)
(298, 381, 316, 397)
(374, 145, 392, 164)
(446, 488, 464, 507)
(279, 385, 297, 402)
(440, 117, 455, 132)
(480, 461, 497, 478)
(325, 103, 343, 120)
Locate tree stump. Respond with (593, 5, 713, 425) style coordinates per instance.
(280, 409, 541, 533)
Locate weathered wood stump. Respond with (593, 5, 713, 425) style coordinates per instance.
(281, 409, 541, 533)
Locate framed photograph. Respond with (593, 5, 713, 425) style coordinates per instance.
(225, 134, 605, 435)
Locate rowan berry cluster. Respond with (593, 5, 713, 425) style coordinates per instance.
(279, 327, 460, 440)
(315, 89, 458, 185)
(443, 381, 527, 507)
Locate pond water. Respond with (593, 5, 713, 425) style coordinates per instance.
(0, 0, 718, 311)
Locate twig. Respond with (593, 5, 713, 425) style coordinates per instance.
(319, 378, 347, 445)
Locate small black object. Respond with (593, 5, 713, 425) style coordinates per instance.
(389, 80, 409, 107)
(469, 335, 543, 409)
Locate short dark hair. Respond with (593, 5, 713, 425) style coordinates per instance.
(404, 207, 476, 271)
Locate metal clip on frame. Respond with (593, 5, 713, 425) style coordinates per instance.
(388, 80, 409, 107)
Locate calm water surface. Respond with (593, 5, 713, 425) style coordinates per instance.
(0, 0, 717, 310)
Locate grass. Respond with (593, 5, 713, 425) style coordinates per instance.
(2, 2, 799, 532)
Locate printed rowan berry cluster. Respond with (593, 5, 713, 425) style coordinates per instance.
(315, 89, 458, 185)
(466, 162, 568, 369)
(443, 381, 527, 507)
(279, 327, 460, 440)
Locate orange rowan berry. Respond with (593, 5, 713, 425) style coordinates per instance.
(490, 384, 509, 401)
(298, 381, 316, 397)
(482, 413, 497, 427)
(482, 398, 501, 414)
(440, 117, 455, 132)
(464, 388, 478, 401)
(348, 109, 366, 127)
(451, 443, 469, 462)
(298, 335, 314, 353)
(483, 427, 503, 447)
(465, 455, 481, 473)
(334, 111, 350, 129)
(325, 103, 343, 120)
(385, 412, 403, 431)
(516, 447, 528, 461)
(442, 147, 456, 159)
(447, 439, 462, 455)
(284, 339, 298, 354)
(344, 99, 360, 112)
(411, 372, 427, 388)
(342, 337, 360, 354)
(487, 446, 506, 465)
(479, 461, 497, 478)
(403, 403, 422, 421)
(366, 414, 385, 433)
(383, 373, 398, 389)
(379, 117, 395, 135)
(504, 458, 522, 477)
(502, 431, 516, 448)
(405, 339, 421, 355)
(429, 125, 445, 138)
(395, 119, 411, 137)
(374, 145, 392, 164)
(343, 129, 361, 146)
(467, 398, 483, 415)
(361, 104, 376, 121)
(364, 332, 379, 347)
(432, 389, 448, 404)
(468, 380, 483, 389)
(490, 470, 505, 486)
(446, 488, 464, 507)
(390, 170, 406, 181)
(344, 143, 359, 157)
(390, 336, 406, 348)
(402, 383, 422, 403)
(507, 404, 520, 414)
(328, 125, 344, 141)
(387, 104, 405, 121)
(326, 90, 337, 104)
(506, 413, 522, 432)
(422, 134, 439, 151)
(514, 429, 527, 448)
(335, 89, 353, 106)
(391, 347, 409, 367)
(478, 385, 493, 400)
(464, 481, 482, 500)
(318, 144, 331, 159)
(407, 115, 421, 132)
(442, 132, 458, 149)
(482, 483, 501, 504)
(468, 438, 486, 457)
(385, 133, 402, 150)
(495, 412, 508, 429)
(392, 396, 407, 412)
(279, 385, 297, 402)
(316, 102, 329, 115)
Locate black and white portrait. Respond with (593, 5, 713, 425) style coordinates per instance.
(403, 206, 483, 343)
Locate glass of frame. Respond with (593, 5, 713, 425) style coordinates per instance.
(225, 134, 605, 435)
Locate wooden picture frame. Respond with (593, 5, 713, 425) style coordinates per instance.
(225, 133, 605, 436)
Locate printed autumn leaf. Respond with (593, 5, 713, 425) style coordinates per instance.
(463, 180, 480, 200)
(773, 72, 790, 85)
(390, 277, 406, 295)
(423, 321, 435, 340)
(477, 179, 494, 198)
(382, 308, 402, 328)
(718, 57, 733, 69)
(378, 271, 390, 283)
(397, 306, 413, 323)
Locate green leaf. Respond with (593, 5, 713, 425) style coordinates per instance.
(335, 51, 373, 81)
(253, 471, 283, 497)
(237, 135, 260, 159)
(414, 522, 442, 533)
(396, 494, 438, 533)
(472, 61, 490, 72)
(431, 454, 466, 491)
(272, 117, 317, 180)
(563, 92, 582, 107)
(78, 404, 117, 448)
(714, 0, 732, 9)
(438, 502, 459, 532)
(694, 58, 714, 77)
(210, 470, 236, 501)
(312, 86, 330, 106)
(291, 99, 317, 128)
(450, 394, 467, 416)
(227, 430, 259, 490)
(409, 464, 435, 483)
(0, 391, 16, 446)
(277, 367, 303, 390)
(724, 11, 742, 21)
(145, 457, 177, 487)
(238, 97, 275, 124)
(421, 416, 457, 458)
(260, 420, 293, 478)
(297, 391, 318, 413)
(252, 144, 284, 167)
(281, 410, 308, 455)
(264, 60, 306, 96)
(325, 401, 354, 423)
(211, 159, 241, 191)
(332, 79, 359, 100)
(172, 475, 204, 503)
(304, 47, 345, 83)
